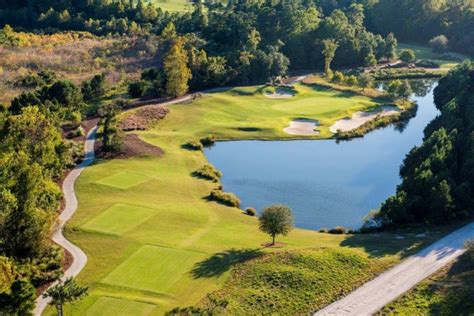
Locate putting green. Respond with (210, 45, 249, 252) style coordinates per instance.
(58, 82, 429, 315)
(81, 204, 158, 235)
(87, 297, 156, 315)
(102, 245, 206, 293)
(95, 172, 150, 189)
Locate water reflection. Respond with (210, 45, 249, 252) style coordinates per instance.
(205, 80, 438, 230)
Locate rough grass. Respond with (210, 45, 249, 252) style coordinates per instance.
(86, 297, 156, 315)
(398, 43, 472, 70)
(146, 0, 194, 12)
(56, 84, 451, 315)
(199, 248, 390, 314)
(380, 250, 474, 315)
(0, 31, 157, 104)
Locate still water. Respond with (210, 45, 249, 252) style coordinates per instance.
(205, 80, 439, 230)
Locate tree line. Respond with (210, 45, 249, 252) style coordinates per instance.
(0, 70, 109, 313)
(375, 61, 474, 226)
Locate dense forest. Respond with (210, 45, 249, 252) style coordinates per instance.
(378, 61, 474, 225)
(368, 0, 474, 55)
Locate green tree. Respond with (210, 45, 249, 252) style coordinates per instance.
(399, 49, 416, 63)
(383, 33, 398, 61)
(0, 279, 36, 314)
(396, 80, 413, 99)
(0, 151, 60, 259)
(164, 37, 192, 97)
(43, 277, 88, 316)
(98, 103, 122, 153)
(81, 74, 106, 102)
(332, 71, 345, 84)
(430, 35, 449, 55)
(345, 75, 358, 86)
(364, 50, 377, 67)
(322, 39, 339, 78)
(259, 204, 294, 245)
(358, 73, 374, 90)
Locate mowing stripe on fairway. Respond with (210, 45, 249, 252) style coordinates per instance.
(101, 245, 206, 293)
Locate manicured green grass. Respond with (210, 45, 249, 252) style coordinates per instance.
(200, 248, 391, 314)
(398, 42, 472, 70)
(95, 172, 151, 189)
(87, 297, 156, 315)
(102, 245, 206, 293)
(58, 82, 448, 315)
(81, 204, 159, 235)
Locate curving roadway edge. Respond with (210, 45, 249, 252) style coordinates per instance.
(315, 222, 474, 315)
(33, 86, 473, 315)
(34, 95, 194, 315)
(34, 127, 97, 316)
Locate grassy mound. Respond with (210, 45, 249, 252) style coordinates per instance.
(381, 247, 474, 315)
(200, 248, 389, 315)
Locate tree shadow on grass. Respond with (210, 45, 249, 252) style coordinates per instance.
(192, 248, 263, 279)
(339, 231, 435, 259)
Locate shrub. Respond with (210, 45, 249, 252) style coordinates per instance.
(332, 71, 345, 84)
(399, 49, 416, 63)
(319, 227, 328, 233)
(345, 75, 358, 86)
(209, 190, 241, 208)
(245, 207, 256, 216)
(128, 80, 148, 98)
(194, 165, 222, 182)
(184, 140, 203, 151)
(328, 226, 347, 234)
(200, 135, 216, 147)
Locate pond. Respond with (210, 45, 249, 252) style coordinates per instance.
(204, 80, 439, 230)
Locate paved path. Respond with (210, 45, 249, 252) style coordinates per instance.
(315, 222, 474, 316)
(34, 127, 97, 315)
(34, 95, 199, 315)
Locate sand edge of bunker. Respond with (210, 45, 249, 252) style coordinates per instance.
(264, 86, 296, 99)
(330, 105, 401, 133)
(283, 118, 320, 136)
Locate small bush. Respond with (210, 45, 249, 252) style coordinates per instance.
(184, 140, 204, 151)
(209, 189, 240, 208)
(194, 165, 222, 182)
(200, 135, 216, 147)
(466, 239, 474, 257)
(245, 207, 256, 216)
(328, 226, 347, 234)
(319, 227, 328, 233)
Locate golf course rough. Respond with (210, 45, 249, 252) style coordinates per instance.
(56, 82, 413, 315)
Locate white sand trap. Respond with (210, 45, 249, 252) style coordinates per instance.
(265, 88, 295, 99)
(284, 119, 320, 136)
(330, 106, 401, 133)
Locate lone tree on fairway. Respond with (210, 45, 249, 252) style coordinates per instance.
(43, 277, 88, 316)
(259, 204, 294, 245)
(322, 39, 338, 78)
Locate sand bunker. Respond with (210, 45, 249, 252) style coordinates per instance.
(284, 119, 320, 136)
(330, 106, 401, 133)
(265, 88, 295, 99)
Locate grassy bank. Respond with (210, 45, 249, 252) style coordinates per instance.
(380, 249, 474, 315)
(55, 82, 444, 315)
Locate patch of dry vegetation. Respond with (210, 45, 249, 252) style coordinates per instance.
(0, 30, 160, 104)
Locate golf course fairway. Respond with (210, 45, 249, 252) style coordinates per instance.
(54, 82, 443, 314)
